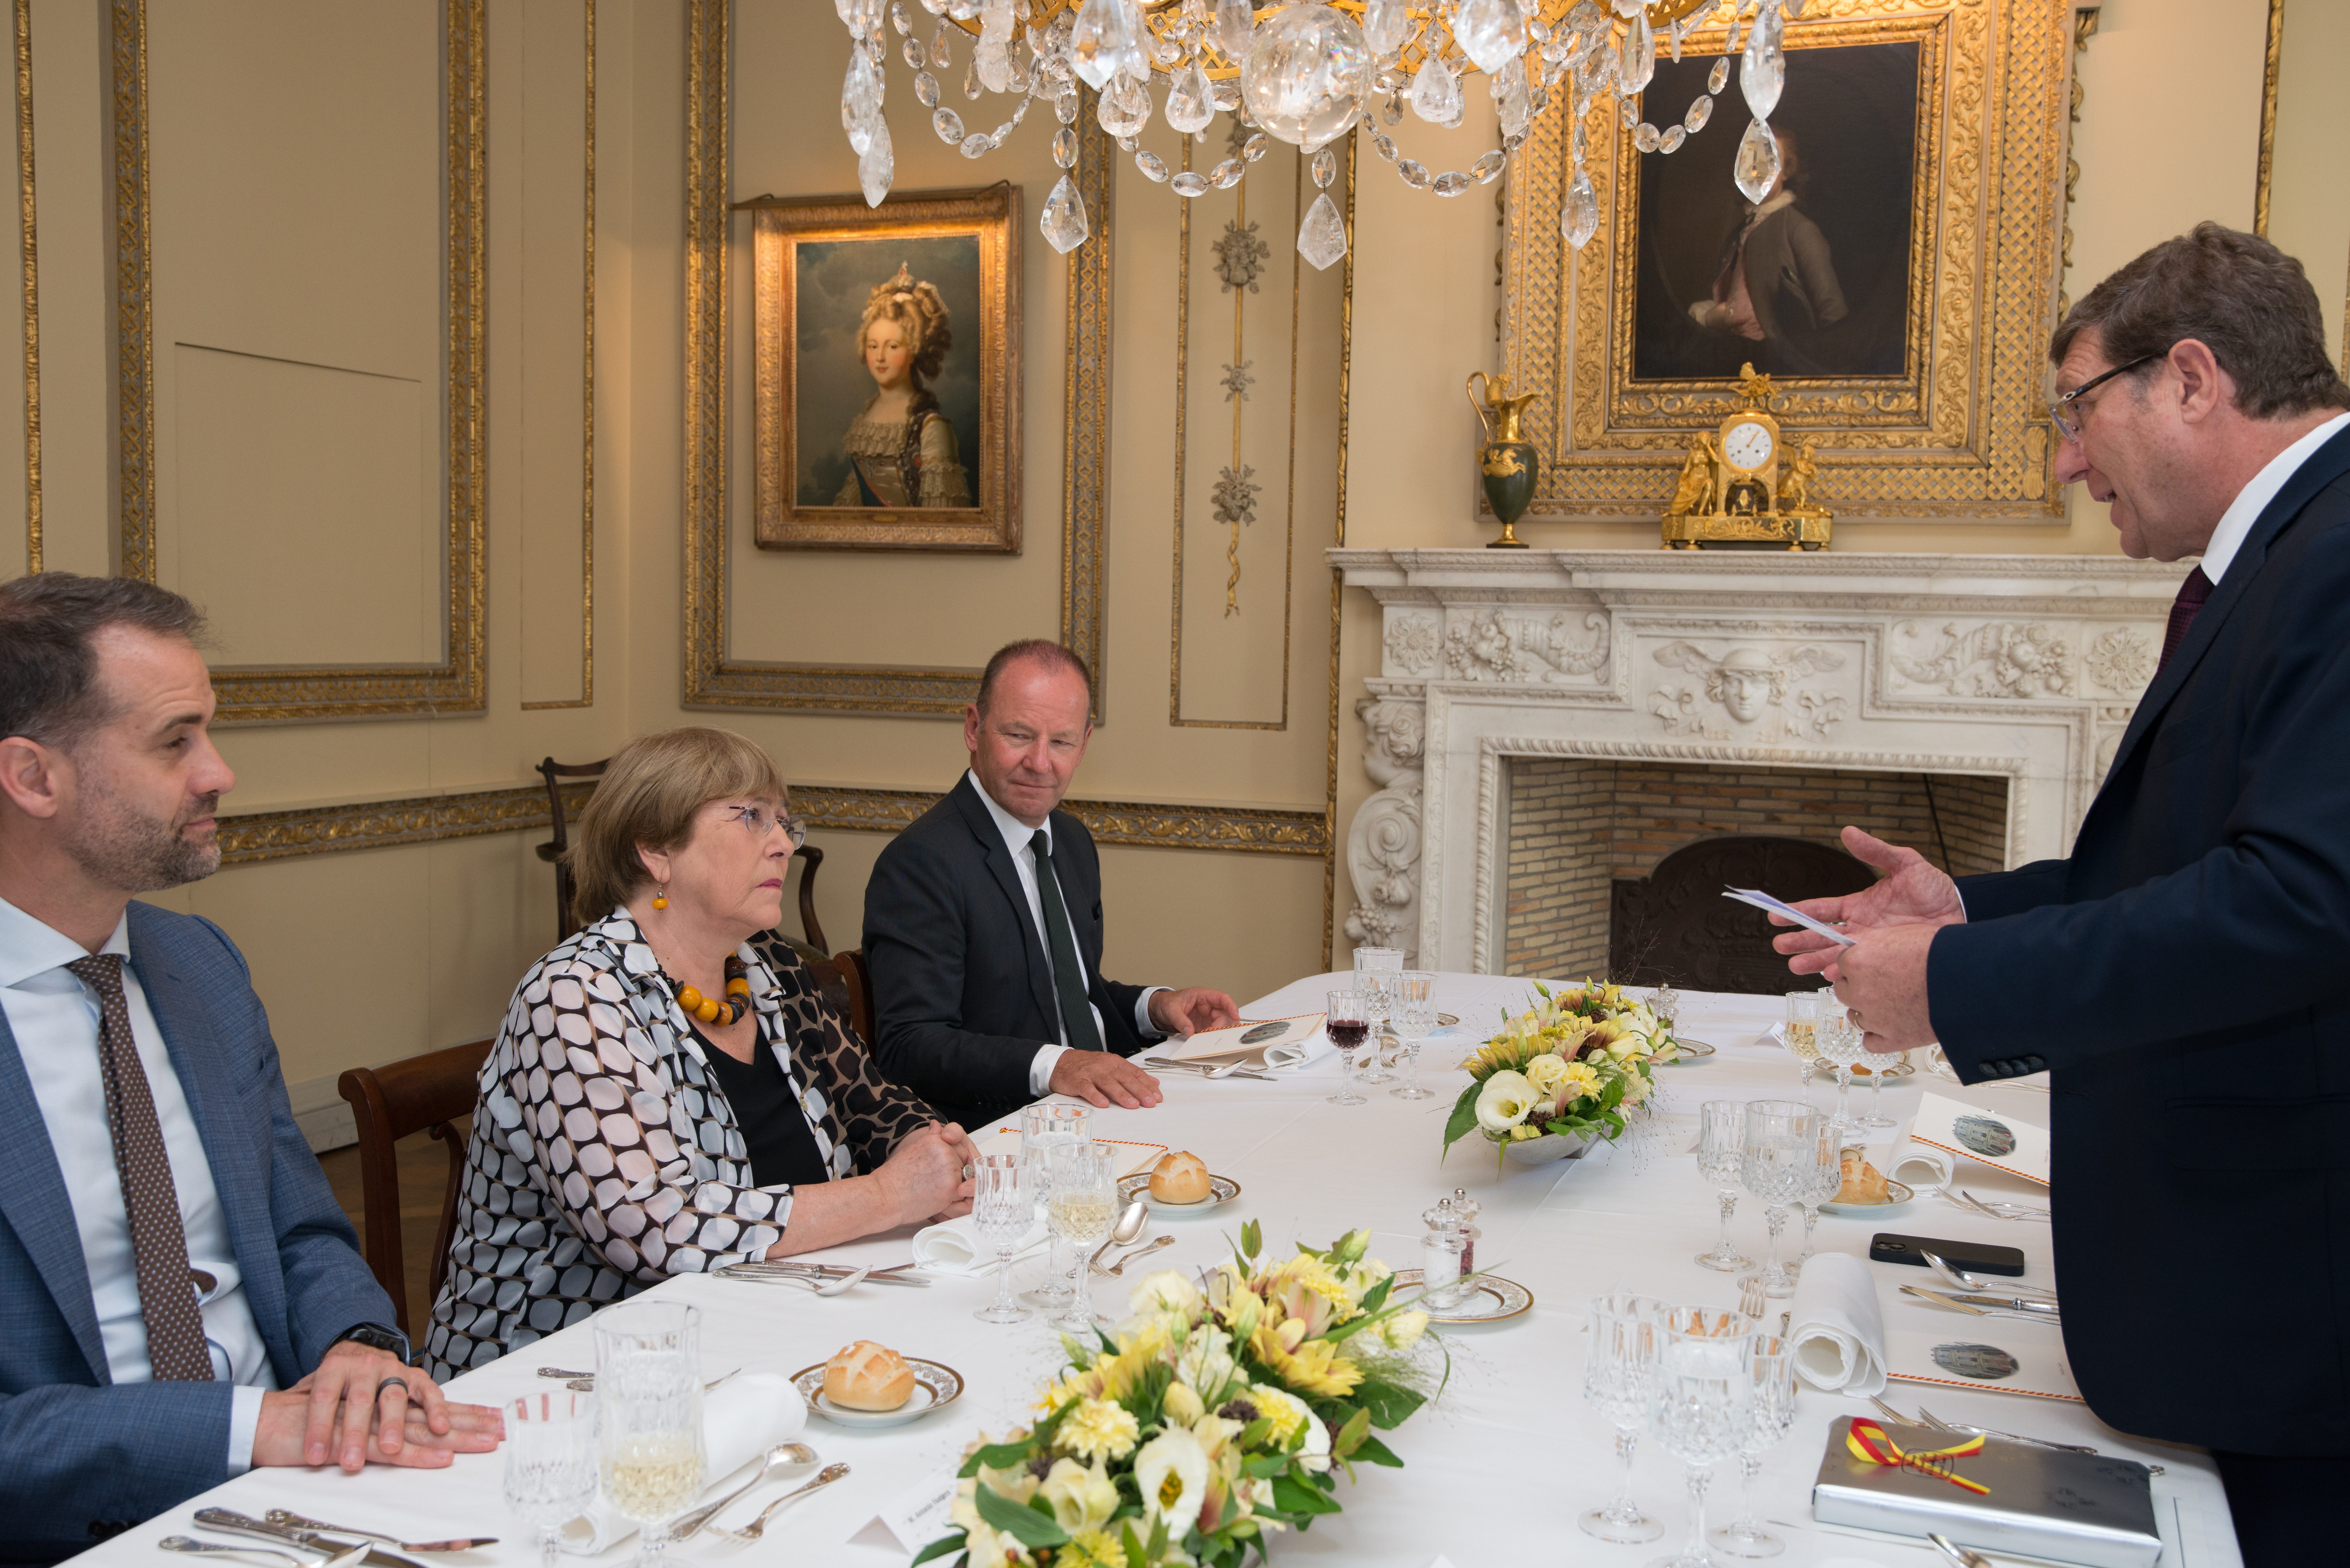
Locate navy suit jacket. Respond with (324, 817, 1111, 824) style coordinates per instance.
(863, 775, 1151, 1131)
(1929, 421, 2350, 1453)
(0, 902, 394, 1558)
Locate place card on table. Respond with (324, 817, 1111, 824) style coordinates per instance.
(876, 1461, 964, 1554)
(1160, 1012, 1325, 1065)
(1885, 1328, 2080, 1402)
(1907, 1091, 2049, 1186)
(980, 1126, 1169, 1178)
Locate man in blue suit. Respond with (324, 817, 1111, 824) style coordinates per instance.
(0, 575, 500, 1560)
(1775, 225, 2350, 1565)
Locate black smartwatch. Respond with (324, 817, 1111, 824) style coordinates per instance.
(332, 1322, 413, 1365)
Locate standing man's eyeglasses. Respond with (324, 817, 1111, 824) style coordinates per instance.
(2048, 351, 2164, 442)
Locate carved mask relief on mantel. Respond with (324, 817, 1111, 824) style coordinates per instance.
(1648, 639, 1853, 742)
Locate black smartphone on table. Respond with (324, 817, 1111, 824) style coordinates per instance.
(1868, 1232, 2027, 1278)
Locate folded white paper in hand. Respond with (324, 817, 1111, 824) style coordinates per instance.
(912, 1212, 1049, 1275)
(562, 1373, 805, 1552)
(1723, 886, 1856, 947)
(1888, 1140, 1954, 1192)
(1785, 1252, 1888, 1397)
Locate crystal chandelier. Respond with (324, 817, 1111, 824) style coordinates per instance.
(835, 0, 1796, 268)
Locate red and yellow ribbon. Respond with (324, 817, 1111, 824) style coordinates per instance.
(1846, 1418, 1991, 1495)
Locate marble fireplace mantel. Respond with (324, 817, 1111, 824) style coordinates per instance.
(1330, 548, 2191, 972)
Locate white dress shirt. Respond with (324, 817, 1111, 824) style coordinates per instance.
(0, 894, 274, 1473)
(2195, 410, 2350, 584)
(965, 772, 1167, 1094)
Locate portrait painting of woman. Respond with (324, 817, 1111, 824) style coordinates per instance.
(831, 264, 973, 508)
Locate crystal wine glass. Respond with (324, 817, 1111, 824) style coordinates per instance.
(594, 1303, 705, 1568)
(505, 1391, 597, 1568)
(1857, 1048, 1905, 1132)
(971, 1152, 1033, 1325)
(1782, 990, 1821, 1101)
(1047, 1140, 1117, 1333)
(1018, 1102, 1088, 1308)
(1647, 1307, 1757, 1568)
(1813, 1010, 1866, 1137)
(1740, 1099, 1820, 1299)
(1579, 1292, 1669, 1544)
(1708, 1334, 1798, 1560)
(1793, 1117, 1842, 1277)
(1695, 1100, 1753, 1273)
(1353, 947, 1404, 1084)
(1390, 971, 1438, 1100)
(1325, 989, 1370, 1107)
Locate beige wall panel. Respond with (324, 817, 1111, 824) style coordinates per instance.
(21, 0, 107, 576)
(1096, 842, 1323, 1008)
(2267, 0, 2350, 360)
(173, 345, 437, 666)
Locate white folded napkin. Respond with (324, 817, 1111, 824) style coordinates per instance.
(561, 1373, 805, 1553)
(1888, 1139, 1954, 1192)
(1785, 1252, 1888, 1398)
(1263, 1025, 1336, 1070)
(912, 1212, 1050, 1275)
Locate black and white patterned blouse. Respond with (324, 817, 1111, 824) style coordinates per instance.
(423, 909, 938, 1377)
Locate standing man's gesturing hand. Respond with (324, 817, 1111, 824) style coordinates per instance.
(1768, 825, 1966, 978)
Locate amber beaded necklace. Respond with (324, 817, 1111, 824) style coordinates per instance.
(665, 953, 751, 1028)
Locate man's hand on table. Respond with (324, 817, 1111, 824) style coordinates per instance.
(1148, 986, 1241, 1037)
(1050, 1048, 1163, 1110)
(255, 1342, 502, 1471)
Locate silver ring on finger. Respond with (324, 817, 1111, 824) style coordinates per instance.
(376, 1376, 409, 1400)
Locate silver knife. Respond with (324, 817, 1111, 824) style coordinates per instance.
(1949, 1292, 2061, 1315)
(719, 1263, 931, 1287)
(194, 1511, 430, 1568)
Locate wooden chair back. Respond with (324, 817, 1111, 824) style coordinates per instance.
(792, 844, 829, 953)
(336, 1038, 494, 1338)
(832, 947, 875, 1048)
(534, 755, 610, 942)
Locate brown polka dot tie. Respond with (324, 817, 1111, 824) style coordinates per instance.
(65, 954, 214, 1382)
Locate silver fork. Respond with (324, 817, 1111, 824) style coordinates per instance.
(1948, 1188, 2051, 1222)
(710, 1462, 853, 1542)
(1738, 1275, 1766, 1321)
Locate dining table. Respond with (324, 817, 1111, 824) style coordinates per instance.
(73, 972, 2240, 1568)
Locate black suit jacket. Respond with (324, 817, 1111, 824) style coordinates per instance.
(863, 774, 1152, 1130)
(1928, 420, 2350, 1454)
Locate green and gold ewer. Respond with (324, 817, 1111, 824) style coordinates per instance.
(1468, 372, 1541, 549)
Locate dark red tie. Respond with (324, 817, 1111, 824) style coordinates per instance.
(2157, 567, 2214, 675)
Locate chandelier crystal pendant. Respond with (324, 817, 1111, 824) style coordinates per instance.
(835, 0, 1793, 268)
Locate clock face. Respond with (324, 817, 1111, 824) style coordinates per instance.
(1722, 419, 1776, 471)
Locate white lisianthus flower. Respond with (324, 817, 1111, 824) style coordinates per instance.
(1129, 1268, 1203, 1320)
(1475, 1069, 1537, 1133)
(1133, 1427, 1212, 1527)
(1163, 1378, 1206, 1425)
(1175, 1323, 1236, 1396)
(1383, 1308, 1431, 1349)
(1039, 1456, 1120, 1533)
(1247, 1382, 1330, 1470)
(1522, 1052, 1571, 1098)
(1618, 1065, 1655, 1105)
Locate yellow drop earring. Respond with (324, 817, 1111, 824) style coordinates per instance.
(652, 885, 670, 910)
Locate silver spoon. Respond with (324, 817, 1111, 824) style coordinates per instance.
(567, 1366, 744, 1394)
(670, 1441, 822, 1541)
(1100, 1234, 1177, 1276)
(1084, 1201, 1149, 1273)
(1919, 1250, 2058, 1300)
(162, 1542, 370, 1568)
(712, 1462, 853, 1542)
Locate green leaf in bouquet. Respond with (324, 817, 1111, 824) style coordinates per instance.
(1242, 1452, 1292, 1478)
(1357, 1274, 1394, 1315)
(1331, 1406, 1371, 1459)
(973, 1483, 1070, 1549)
(909, 1530, 968, 1565)
(1272, 1475, 1343, 1516)
(1236, 1415, 1275, 1449)
(1121, 1522, 1148, 1568)
(1440, 1081, 1482, 1155)
(1351, 1432, 1404, 1467)
(1240, 1218, 1262, 1262)
(957, 1436, 1038, 1478)
(1349, 1376, 1426, 1429)
(1148, 1515, 1171, 1562)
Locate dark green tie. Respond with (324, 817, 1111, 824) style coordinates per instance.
(1029, 830, 1104, 1052)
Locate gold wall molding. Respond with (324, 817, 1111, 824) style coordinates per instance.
(682, 10, 1111, 721)
(2254, 0, 2283, 238)
(217, 778, 1325, 866)
(1321, 133, 1356, 970)
(13, 0, 35, 572)
(522, 0, 596, 711)
(112, 0, 488, 723)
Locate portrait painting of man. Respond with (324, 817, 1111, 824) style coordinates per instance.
(1631, 39, 1921, 381)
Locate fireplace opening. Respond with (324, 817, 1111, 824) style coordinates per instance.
(1501, 759, 2009, 993)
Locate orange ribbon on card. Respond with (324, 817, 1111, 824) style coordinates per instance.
(1846, 1418, 1991, 1496)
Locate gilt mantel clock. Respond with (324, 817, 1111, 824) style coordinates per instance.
(1660, 366, 1833, 550)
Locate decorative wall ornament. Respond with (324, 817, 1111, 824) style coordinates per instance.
(1442, 608, 1611, 683)
(2084, 627, 2153, 695)
(1219, 359, 1252, 401)
(1383, 613, 1441, 675)
(1212, 217, 1269, 294)
(1892, 620, 2075, 697)
(1344, 695, 1427, 963)
(1650, 640, 1847, 737)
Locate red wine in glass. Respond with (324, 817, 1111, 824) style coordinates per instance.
(1327, 1020, 1371, 1052)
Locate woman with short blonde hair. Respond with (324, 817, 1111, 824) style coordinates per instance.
(425, 727, 975, 1375)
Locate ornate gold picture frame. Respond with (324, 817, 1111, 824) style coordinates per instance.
(1501, 0, 2073, 521)
(749, 183, 1020, 553)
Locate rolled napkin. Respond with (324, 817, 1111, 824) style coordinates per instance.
(912, 1212, 1049, 1275)
(1785, 1252, 1888, 1398)
(561, 1372, 805, 1553)
(1888, 1139, 1954, 1192)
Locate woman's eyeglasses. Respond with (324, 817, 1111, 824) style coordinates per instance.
(724, 803, 808, 848)
(2048, 351, 2161, 442)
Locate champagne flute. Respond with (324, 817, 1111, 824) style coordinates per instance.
(1390, 971, 1438, 1100)
(1782, 990, 1820, 1100)
(1694, 1100, 1753, 1273)
(595, 1303, 705, 1568)
(1579, 1293, 1669, 1544)
(505, 1391, 597, 1568)
(1708, 1334, 1798, 1560)
(1647, 1307, 1756, 1568)
(1018, 1103, 1089, 1308)
(971, 1153, 1032, 1325)
(1353, 947, 1404, 1084)
(1740, 1100, 1820, 1299)
(1047, 1141, 1117, 1333)
(1325, 990, 1371, 1107)
(1857, 1049, 1905, 1132)
(1793, 1118, 1842, 1277)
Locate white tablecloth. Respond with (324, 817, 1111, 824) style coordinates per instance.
(72, 976, 2239, 1567)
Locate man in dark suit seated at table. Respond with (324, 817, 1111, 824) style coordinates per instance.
(0, 574, 501, 1562)
(1771, 224, 2350, 1568)
(863, 639, 1240, 1131)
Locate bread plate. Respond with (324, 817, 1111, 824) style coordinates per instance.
(1117, 1171, 1241, 1214)
(790, 1357, 964, 1429)
(1819, 1178, 1915, 1217)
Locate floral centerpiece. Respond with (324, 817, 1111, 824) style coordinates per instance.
(1441, 981, 1676, 1167)
(916, 1224, 1438, 1568)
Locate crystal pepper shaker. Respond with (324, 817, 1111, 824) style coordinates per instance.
(1420, 1202, 1466, 1309)
(1451, 1188, 1482, 1276)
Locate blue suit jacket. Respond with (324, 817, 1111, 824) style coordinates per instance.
(0, 902, 394, 1558)
(1928, 421, 2350, 1453)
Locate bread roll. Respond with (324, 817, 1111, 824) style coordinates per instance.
(823, 1340, 915, 1411)
(1835, 1150, 1888, 1204)
(1149, 1150, 1213, 1204)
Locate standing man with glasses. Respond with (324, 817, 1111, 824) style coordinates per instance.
(862, 640, 1241, 1132)
(1768, 223, 2350, 1565)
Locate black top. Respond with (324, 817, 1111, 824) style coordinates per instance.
(696, 1029, 831, 1189)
